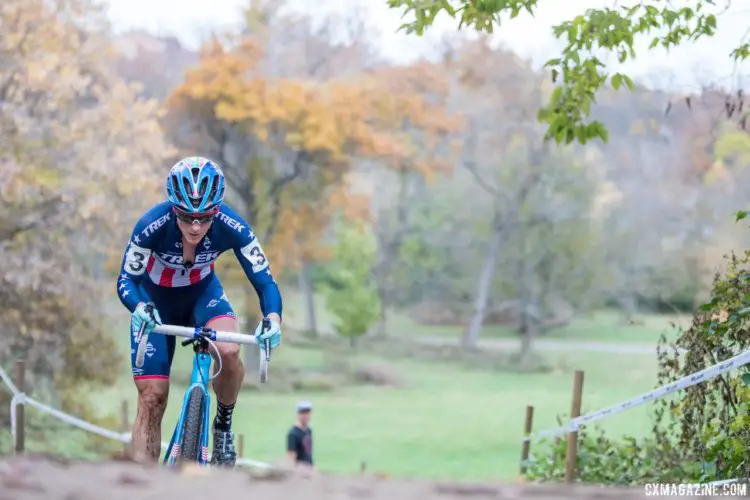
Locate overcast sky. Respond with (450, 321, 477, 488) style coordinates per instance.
(104, 0, 749, 92)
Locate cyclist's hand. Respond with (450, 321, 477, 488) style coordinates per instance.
(132, 302, 162, 336)
(254, 317, 282, 350)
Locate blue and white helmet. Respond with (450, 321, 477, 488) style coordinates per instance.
(165, 157, 226, 214)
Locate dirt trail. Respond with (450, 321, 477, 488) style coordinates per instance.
(0, 455, 736, 500)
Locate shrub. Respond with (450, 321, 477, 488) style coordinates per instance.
(526, 218, 750, 483)
(323, 222, 381, 347)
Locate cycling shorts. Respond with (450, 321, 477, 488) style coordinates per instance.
(129, 274, 236, 380)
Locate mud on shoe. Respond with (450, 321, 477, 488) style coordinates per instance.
(211, 428, 237, 467)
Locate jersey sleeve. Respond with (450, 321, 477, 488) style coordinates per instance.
(217, 205, 283, 318)
(116, 206, 170, 312)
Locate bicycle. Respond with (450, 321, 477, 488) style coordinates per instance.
(134, 319, 273, 467)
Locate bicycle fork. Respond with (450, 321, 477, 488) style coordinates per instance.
(163, 350, 213, 467)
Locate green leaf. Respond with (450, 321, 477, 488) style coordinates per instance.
(576, 127, 587, 144)
(621, 74, 635, 91)
(439, 0, 456, 16)
(611, 73, 622, 90)
(597, 123, 609, 143)
(742, 373, 750, 387)
(736, 210, 749, 222)
(555, 124, 567, 143)
(386, 0, 750, 148)
(565, 127, 575, 144)
(550, 86, 563, 104)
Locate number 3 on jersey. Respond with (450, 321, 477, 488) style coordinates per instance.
(240, 239, 269, 273)
(125, 242, 150, 275)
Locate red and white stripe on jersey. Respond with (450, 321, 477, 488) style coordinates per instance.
(145, 255, 214, 287)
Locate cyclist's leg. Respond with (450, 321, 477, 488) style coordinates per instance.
(194, 275, 244, 406)
(129, 285, 180, 463)
(193, 275, 242, 465)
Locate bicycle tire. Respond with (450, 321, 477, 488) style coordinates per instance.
(180, 386, 205, 462)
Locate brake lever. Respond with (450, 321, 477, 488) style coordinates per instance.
(262, 318, 271, 362)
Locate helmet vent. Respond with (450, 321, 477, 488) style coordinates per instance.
(181, 177, 201, 209)
(170, 175, 182, 204)
(207, 180, 219, 205)
(190, 167, 201, 183)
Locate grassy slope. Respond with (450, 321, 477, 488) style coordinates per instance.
(281, 289, 690, 344)
(17, 290, 685, 478)
(97, 305, 662, 481)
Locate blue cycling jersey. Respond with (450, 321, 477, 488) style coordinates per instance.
(116, 201, 282, 317)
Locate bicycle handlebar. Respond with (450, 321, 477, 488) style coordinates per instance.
(134, 321, 273, 383)
(152, 324, 260, 345)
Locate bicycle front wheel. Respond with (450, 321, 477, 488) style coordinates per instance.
(180, 386, 205, 462)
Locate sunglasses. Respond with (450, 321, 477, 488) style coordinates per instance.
(173, 207, 218, 225)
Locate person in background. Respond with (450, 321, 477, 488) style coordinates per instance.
(286, 400, 314, 471)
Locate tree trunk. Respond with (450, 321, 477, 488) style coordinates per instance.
(617, 290, 639, 322)
(516, 221, 540, 366)
(463, 221, 504, 349)
(372, 234, 392, 338)
(297, 259, 318, 336)
(372, 167, 413, 338)
(374, 282, 388, 337)
(518, 308, 538, 368)
(518, 290, 538, 368)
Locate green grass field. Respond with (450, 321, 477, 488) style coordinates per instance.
(20, 288, 688, 480)
(281, 290, 690, 345)
(95, 306, 666, 481)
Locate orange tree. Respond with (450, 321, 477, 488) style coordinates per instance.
(162, 33, 460, 326)
(1, 0, 166, 454)
(357, 61, 462, 333)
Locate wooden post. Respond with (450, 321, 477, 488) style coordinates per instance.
(520, 405, 534, 475)
(120, 400, 129, 454)
(237, 434, 245, 457)
(564, 370, 584, 483)
(14, 359, 25, 454)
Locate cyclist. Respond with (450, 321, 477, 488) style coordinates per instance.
(116, 156, 282, 467)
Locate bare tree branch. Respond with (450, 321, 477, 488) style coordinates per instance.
(0, 195, 63, 242)
(262, 150, 309, 241)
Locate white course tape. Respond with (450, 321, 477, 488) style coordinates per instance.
(521, 425, 569, 443)
(708, 478, 740, 486)
(0, 363, 20, 396)
(0, 363, 270, 468)
(15, 393, 131, 442)
(523, 348, 750, 444)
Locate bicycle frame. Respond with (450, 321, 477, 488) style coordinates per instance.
(133, 322, 272, 468)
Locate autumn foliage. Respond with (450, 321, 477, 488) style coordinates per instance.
(163, 32, 459, 275)
(0, 0, 167, 445)
(4, 0, 750, 476)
